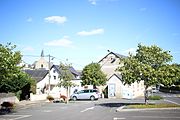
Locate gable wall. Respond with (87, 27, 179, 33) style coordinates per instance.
(99, 53, 122, 78)
(107, 75, 123, 98)
(35, 57, 49, 70)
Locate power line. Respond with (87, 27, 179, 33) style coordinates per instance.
(22, 54, 84, 68)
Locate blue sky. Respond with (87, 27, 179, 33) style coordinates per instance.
(0, 0, 180, 70)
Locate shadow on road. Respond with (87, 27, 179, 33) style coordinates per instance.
(95, 102, 146, 108)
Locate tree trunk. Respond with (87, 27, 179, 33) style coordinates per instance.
(66, 86, 69, 104)
(144, 86, 148, 105)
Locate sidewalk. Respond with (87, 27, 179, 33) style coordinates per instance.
(116, 107, 180, 112)
(15, 100, 48, 110)
(115, 97, 180, 112)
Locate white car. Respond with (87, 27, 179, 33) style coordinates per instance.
(70, 89, 99, 101)
(151, 87, 158, 93)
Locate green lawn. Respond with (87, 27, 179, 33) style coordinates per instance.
(125, 104, 180, 109)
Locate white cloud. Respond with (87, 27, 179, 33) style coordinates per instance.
(77, 28, 104, 36)
(44, 16, 67, 24)
(44, 36, 73, 47)
(89, 0, 97, 5)
(27, 17, 32, 22)
(23, 46, 34, 52)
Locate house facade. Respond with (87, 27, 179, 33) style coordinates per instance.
(98, 52, 144, 99)
(25, 65, 60, 95)
(107, 74, 144, 99)
(23, 50, 81, 100)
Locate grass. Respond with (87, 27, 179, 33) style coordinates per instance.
(148, 95, 163, 100)
(126, 103, 180, 109)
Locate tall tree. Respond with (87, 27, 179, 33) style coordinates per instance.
(0, 43, 35, 95)
(118, 44, 179, 104)
(81, 63, 107, 88)
(58, 63, 74, 103)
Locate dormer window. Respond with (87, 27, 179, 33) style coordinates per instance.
(111, 58, 116, 63)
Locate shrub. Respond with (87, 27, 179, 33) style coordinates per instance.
(148, 95, 163, 100)
(47, 95, 54, 101)
(1, 102, 14, 108)
(1, 102, 15, 113)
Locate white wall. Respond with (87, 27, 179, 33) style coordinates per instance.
(99, 54, 121, 78)
(35, 57, 49, 70)
(107, 74, 144, 99)
(107, 75, 123, 98)
(30, 93, 47, 101)
(0, 96, 19, 104)
(36, 67, 60, 94)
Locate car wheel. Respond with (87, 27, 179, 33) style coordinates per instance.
(90, 96, 95, 101)
(72, 96, 77, 101)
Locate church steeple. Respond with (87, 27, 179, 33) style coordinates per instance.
(41, 50, 44, 57)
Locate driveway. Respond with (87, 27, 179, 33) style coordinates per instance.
(1, 98, 180, 120)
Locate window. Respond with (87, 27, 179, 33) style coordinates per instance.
(111, 58, 116, 63)
(53, 70, 56, 73)
(92, 90, 98, 92)
(84, 90, 89, 93)
(53, 76, 56, 80)
(41, 64, 43, 68)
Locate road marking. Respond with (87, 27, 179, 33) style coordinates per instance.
(80, 107, 94, 112)
(43, 110, 52, 112)
(12, 115, 32, 120)
(133, 116, 180, 119)
(1, 115, 32, 120)
(113, 117, 126, 120)
(164, 99, 180, 105)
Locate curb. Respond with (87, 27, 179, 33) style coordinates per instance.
(116, 107, 180, 112)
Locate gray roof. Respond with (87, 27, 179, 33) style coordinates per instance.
(113, 52, 126, 58)
(54, 65, 80, 76)
(25, 65, 80, 83)
(98, 52, 126, 63)
(24, 69, 48, 82)
(69, 67, 80, 76)
(108, 73, 122, 80)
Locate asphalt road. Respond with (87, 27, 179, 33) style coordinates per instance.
(155, 92, 180, 105)
(0, 98, 180, 120)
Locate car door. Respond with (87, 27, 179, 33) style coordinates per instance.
(78, 90, 90, 99)
(82, 90, 90, 99)
(77, 90, 85, 99)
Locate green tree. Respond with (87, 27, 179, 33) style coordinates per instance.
(81, 63, 107, 88)
(58, 63, 75, 103)
(0, 43, 35, 96)
(158, 64, 180, 86)
(118, 44, 179, 104)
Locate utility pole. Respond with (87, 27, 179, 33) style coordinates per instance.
(48, 54, 51, 95)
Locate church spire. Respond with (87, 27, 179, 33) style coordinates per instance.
(41, 50, 44, 57)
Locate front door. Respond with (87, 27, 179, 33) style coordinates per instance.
(108, 84, 115, 97)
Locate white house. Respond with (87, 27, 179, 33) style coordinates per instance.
(25, 64, 81, 100)
(98, 51, 144, 99)
(24, 65, 60, 95)
(107, 74, 144, 99)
